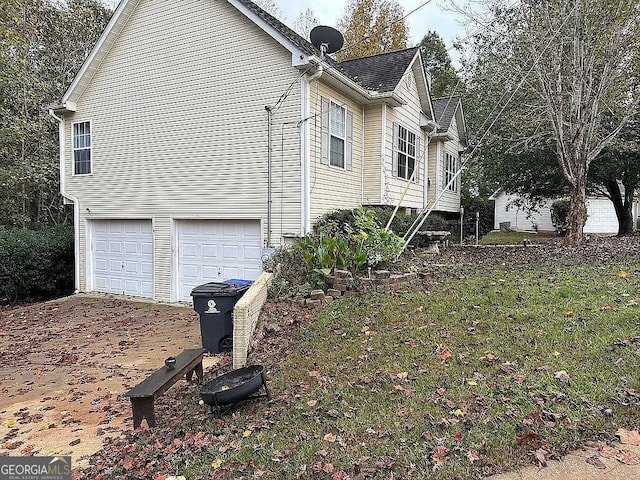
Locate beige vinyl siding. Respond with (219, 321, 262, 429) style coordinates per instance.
(383, 68, 426, 209)
(437, 115, 462, 212)
(308, 80, 363, 220)
(363, 104, 382, 204)
(63, 0, 303, 301)
(427, 140, 438, 205)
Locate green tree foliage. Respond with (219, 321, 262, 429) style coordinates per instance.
(0, 225, 74, 303)
(463, 0, 640, 243)
(588, 108, 640, 235)
(418, 31, 460, 98)
(0, 0, 111, 228)
(337, 0, 408, 61)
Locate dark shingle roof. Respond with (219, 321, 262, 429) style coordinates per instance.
(235, 0, 316, 54)
(337, 47, 420, 93)
(432, 96, 462, 133)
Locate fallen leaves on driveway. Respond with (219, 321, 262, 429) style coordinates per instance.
(616, 428, 640, 446)
(596, 442, 640, 465)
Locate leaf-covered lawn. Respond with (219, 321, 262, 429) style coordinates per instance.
(78, 240, 640, 479)
(479, 230, 556, 245)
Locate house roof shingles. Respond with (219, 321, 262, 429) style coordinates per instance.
(235, 0, 317, 55)
(337, 47, 420, 93)
(432, 96, 462, 133)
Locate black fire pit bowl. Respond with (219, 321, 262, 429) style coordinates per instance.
(200, 365, 270, 411)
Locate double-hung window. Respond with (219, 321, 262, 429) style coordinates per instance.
(72, 121, 92, 175)
(397, 125, 416, 180)
(444, 152, 458, 191)
(329, 101, 346, 168)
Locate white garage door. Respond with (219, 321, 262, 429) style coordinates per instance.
(91, 220, 153, 298)
(177, 220, 262, 302)
(585, 198, 619, 234)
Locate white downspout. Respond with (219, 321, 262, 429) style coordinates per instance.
(265, 105, 272, 246)
(380, 104, 387, 204)
(300, 68, 322, 235)
(361, 104, 365, 204)
(48, 109, 80, 292)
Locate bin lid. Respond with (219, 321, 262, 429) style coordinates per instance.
(224, 278, 254, 286)
(190, 281, 250, 297)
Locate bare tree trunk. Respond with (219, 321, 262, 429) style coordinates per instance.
(604, 179, 634, 236)
(565, 152, 587, 245)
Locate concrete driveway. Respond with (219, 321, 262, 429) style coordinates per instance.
(0, 294, 210, 467)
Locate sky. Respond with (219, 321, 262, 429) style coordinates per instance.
(277, 0, 472, 63)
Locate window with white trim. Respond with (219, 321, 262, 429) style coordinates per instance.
(72, 121, 91, 175)
(329, 101, 345, 168)
(397, 125, 416, 180)
(444, 152, 458, 191)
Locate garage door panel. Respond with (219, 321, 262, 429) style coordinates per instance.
(202, 245, 218, 258)
(177, 220, 262, 302)
(221, 223, 239, 236)
(221, 267, 240, 279)
(94, 259, 108, 272)
(222, 245, 239, 259)
(201, 223, 219, 236)
(244, 266, 262, 279)
(181, 243, 199, 257)
(109, 223, 124, 234)
(181, 264, 198, 278)
(91, 220, 153, 298)
(243, 223, 261, 236)
(244, 246, 261, 260)
(201, 265, 219, 278)
(124, 261, 139, 274)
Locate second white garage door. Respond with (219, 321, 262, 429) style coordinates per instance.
(177, 220, 262, 302)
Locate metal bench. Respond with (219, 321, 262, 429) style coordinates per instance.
(124, 348, 206, 428)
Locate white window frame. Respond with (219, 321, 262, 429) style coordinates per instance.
(329, 100, 346, 169)
(397, 124, 417, 181)
(72, 120, 92, 175)
(444, 152, 458, 191)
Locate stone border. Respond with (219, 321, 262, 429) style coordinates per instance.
(323, 269, 418, 296)
(232, 272, 273, 369)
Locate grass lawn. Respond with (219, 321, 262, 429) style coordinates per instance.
(479, 230, 557, 245)
(80, 241, 640, 479)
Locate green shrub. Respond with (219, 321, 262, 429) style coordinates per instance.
(0, 225, 74, 304)
(550, 198, 571, 235)
(313, 206, 452, 248)
(263, 244, 310, 298)
(353, 207, 404, 267)
(461, 200, 495, 242)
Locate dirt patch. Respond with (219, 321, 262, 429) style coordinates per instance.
(0, 294, 208, 466)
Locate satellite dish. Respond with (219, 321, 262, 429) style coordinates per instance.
(310, 26, 344, 55)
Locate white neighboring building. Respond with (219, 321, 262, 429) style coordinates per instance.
(490, 190, 640, 234)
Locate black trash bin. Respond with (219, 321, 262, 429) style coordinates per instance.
(191, 281, 251, 353)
